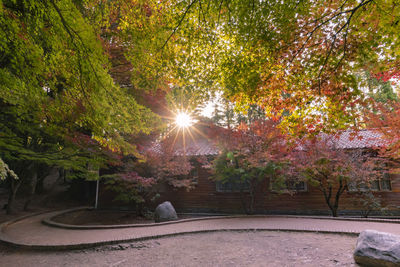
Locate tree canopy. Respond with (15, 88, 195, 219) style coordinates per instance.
(1, 0, 400, 215)
(2, 0, 399, 156)
(116, 0, 400, 132)
(0, 0, 159, 160)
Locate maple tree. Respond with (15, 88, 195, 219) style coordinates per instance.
(101, 155, 158, 215)
(352, 191, 387, 218)
(0, 101, 122, 213)
(2, 0, 399, 215)
(101, 130, 201, 212)
(212, 120, 291, 214)
(0, 0, 160, 154)
(0, 0, 162, 213)
(144, 133, 201, 190)
(366, 101, 400, 165)
(114, 0, 400, 132)
(365, 72, 399, 103)
(291, 135, 386, 217)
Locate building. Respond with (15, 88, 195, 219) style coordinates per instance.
(100, 124, 400, 216)
(157, 127, 400, 216)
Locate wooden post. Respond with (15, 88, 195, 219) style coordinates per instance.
(95, 179, 99, 209)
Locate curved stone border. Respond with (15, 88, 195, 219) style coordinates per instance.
(42, 207, 400, 230)
(3, 207, 400, 251)
(0, 228, 358, 251)
(1, 208, 64, 229)
(42, 207, 230, 229)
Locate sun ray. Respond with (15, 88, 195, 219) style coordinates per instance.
(190, 124, 212, 140)
(171, 126, 181, 150)
(161, 124, 178, 141)
(176, 111, 193, 128)
(185, 127, 197, 147)
(182, 127, 186, 157)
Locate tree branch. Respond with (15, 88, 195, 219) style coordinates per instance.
(160, 0, 199, 51)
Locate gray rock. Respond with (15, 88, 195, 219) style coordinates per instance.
(154, 201, 178, 223)
(354, 230, 400, 267)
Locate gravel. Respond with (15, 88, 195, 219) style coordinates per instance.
(0, 230, 357, 266)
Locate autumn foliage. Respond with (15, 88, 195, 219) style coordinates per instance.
(212, 120, 291, 214)
(291, 135, 387, 217)
(102, 132, 200, 212)
(366, 101, 400, 162)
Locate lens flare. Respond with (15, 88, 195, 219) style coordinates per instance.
(176, 112, 193, 128)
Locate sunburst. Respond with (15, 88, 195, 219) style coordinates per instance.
(175, 111, 193, 128)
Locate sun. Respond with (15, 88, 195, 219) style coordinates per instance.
(175, 112, 193, 128)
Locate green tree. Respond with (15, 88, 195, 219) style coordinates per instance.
(366, 73, 399, 103)
(0, 0, 159, 152)
(0, 0, 160, 213)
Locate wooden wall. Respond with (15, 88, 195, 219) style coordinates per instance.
(157, 167, 400, 216)
(98, 166, 400, 215)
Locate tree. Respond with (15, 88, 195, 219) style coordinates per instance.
(101, 129, 201, 213)
(0, 101, 115, 213)
(102, 155, 158, 215)
(366, 73, 399, 104)
(0, 158, 19, 212)
(144, 135, 198, 190)
(0, 158, 17, 181)
(212, 120, 290, 214)
(291, 135, 386, 217)
(352, 191, 387, 218)
(0, 0, 162, 213)
(366, 101, 400, 162)
(117, 0, 400, 132)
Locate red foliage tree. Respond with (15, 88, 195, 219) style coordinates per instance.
(211, 120, 292, 214)
(102, 128, 200, 213)
(291, 135, 386, 217)
(143, 136, 196, 190)
(366, 101, 400, 164)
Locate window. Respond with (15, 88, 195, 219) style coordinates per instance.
(190, 168, 199, 185)
(348, 173, 391, 192)
(286, 181, 308, 192)
(371, 173, 392, 191)
(347, 182, 366, 192)
(270, 179, 308, 193)
(216, 180, 250, 192)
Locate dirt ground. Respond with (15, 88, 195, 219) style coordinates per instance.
(52, 209, 154, 225)
(52, 209, 211, 225)
(0, 231, 358, 267)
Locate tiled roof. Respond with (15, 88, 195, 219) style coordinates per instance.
(173, 138, 219, 156)
(321, 129, 385, 149)
(151, 128, 386, 157)
(146, 123, 219, 156)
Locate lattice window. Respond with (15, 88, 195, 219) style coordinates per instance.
(270, 179, 308, 193)
(348, 173, 391, 192)
(216, 180, 250, 192)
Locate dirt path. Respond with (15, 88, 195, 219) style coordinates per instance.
(0, 231, 357, 267)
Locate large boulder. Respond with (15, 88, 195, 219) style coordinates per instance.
(154, 201, 178, 223)
(354, 230, 400, 266)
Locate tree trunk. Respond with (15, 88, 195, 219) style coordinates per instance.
(7, 179, 22, 215)
(331, 179, 346, 218)
(331, 207, 338, 217)
(321, 186, 336, 217)
(332, 192, 341, 217)
(35, 166, 52, 194)
(249, 185, 256, 215)
(59, 167, 65, 183)
(239, 192, 250, 214)
(24, 170, 38, 211)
